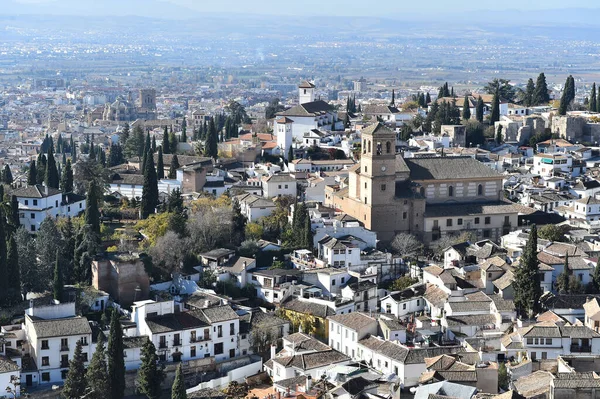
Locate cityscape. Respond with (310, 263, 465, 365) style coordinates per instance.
(2, 1, 600, 399)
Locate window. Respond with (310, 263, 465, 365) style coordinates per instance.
(381, 184, 386, 191)
(546, 338, 552, 345)
(284, 185, 288, 189)
(33, 200, 38, 206)
(42, 372, 50, 382)
(30, 225, 35, 232)
(447, 219, 453, 227)
(331, 324, 335, 331)
(42, 356, 50, 366)
(217, 325, 223, 338)
(341, 277, 345, 284)
(191, 346, 196, 357)
(24, 200, 28, 206)
(403, 212, 407, 220)
(332, 279, 336, 286)
(82, 353, 88, 362)
(230, 323, 235, 335)
(214, 343, 223, 355)
(483, 230, 491, 238)
(30, 213, 35, 219)
(541, 352, 547, 360)
(474, 217, 480, 224)
(448, 186, 454, 197)
(485, 216, 491, 225)
(403, 303, 406, 310)
(417, 299, 420, 306)
(364, 166, 367, 173)
(527, 338, 533, 345)
(478, 184, 483, 195)
(61, 370, 68, 379)
(386, 141, 391, 153)
(41, 340, 49, 350)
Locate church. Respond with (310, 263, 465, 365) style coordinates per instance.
(274, 81, 340, 159)
(324, 123, 521, 244)
(102, 89, 157, 122)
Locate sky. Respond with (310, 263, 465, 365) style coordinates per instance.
(6, 0, 600, 18)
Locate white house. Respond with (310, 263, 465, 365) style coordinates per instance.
(262, 174, 297, 199)
(327, 313, 378, 359)
(235, 193, 277, 222)
(380, 285, 426, 319)
(13, 185, 86, 233)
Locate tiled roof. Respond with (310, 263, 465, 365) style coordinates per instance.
(281, 298, 336, 319)
(13, 184, 62, 198)
(273, 349, 349, 370)
(200, 305, 239, 323)
(145, 309, 210, 334)
(405, 156, 501, 181)
(425, 201, 523, 218)
(30, 316, 92, 338)
(0, 356, 19, 373)
(424, 284, 449, 309)
(328, 312, 377, 331)
(445, 314, 496, 327)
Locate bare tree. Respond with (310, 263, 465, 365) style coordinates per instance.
(149, 231, 191, 274)
(391, 233, 423, 258)
(187, 206, 232, 252)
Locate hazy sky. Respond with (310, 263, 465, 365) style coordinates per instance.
(9, 0, 600, 17)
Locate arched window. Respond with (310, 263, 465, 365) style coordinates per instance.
(478, 184, 483, 196)
(448, 186, 454, 197)
(368, 140, 371, 154)
(363, 139, 366, 154)
(376, 142, 382, 155)
(386, 141, 392, 154)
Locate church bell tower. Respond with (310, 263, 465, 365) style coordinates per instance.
(360, 123, 396, 207)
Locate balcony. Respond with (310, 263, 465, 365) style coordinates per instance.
(159, 342, 168, 349)
(173, 339, 182, 347)
(60, 361, 69, 368)
(571, 344, 591, 353)
(60, 345, 69, 352)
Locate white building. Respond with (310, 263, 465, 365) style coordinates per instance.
(327, 313, 378, 359)
(380, 285, 426, 319)
(235, 193, 277, 222)
(13, 185, 86, 233)
(262, 174, 297, 199)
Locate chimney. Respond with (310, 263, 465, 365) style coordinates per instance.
(305, 375, 312, 392)
(270, 344, 277, 360)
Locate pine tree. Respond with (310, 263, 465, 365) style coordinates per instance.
(36, 153, 47, 185)
(63, 340, 86, 399)
(2, 165, 13, 184)
(590, 83, 597, 112)
(524, 78, 535, 107)
(85, 331, 109, 399)
(490, 87, 500, 124)
(137, 339, 165, 399)
(27, 160, 37, 185)
(514, 225, 542, 317)
(171, 363, 187, 399)
(462, 95, 471, 120)
(157, 146, 165, 180)
(205, 118, 218, 159)
(85, 180, 100, 234)
(533, 72, 550, 105)
(108, 309, 126, 399)
(61, 159, 74, 193)
(476, 96, 484, 123)
(141, 147, 159, 219)
(53, 251, 63, 301)
(231, 199, 246, 246)
(6, 236, 21, 304)
(168, 154, 180, 179)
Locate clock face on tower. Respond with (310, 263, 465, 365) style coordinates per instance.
(381, 166, 386, 172)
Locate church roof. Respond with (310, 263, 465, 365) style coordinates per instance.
(299, 81, 316, 89)
(361, 122, 394, 136)
(279, 100, 334, 117)
(404, 156, 501, 181)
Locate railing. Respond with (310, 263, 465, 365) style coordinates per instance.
(159, 342, 168, 349)
(60, 345, 69, 352)
(173, 339, 182, 347)
(60, 361, 69, 368)
(571, 344, 591, 353)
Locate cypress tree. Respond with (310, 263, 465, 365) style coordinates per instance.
(6, 236, 21, 304)
(142, 132, 151, 172)
(10, 195, 19, 230)
(53, 251, 63, 301)
(36, 153, 46, 185)
(304, 215, 312, 249)
(0, 217, 6, 305)
(157, 146, 165, 180)
(557, 253, 570, 293)
(72, 140, 77, 162)
(162, 126, 170, 154)
(63, 340, 86, 399)
(85, 180, 100, 234)
(524, 78, 536, 107)
(86, 331, 109, 399)
(490, 88, 500, 124)
(231, 199, 246, 246)
(462, 95, 471, 120)
(558, 75, 574, 115)
(476, 96, 484, 123)
(2, 165, 13, 184)
(169, 131, 178, 154)
(108, 309, 125, 399)
(151, 135, 157, 153)
(288, 146, 294, 161)
(141, 147, 159, 219)
(533, 72, 550, 105)
(137, 340, 165, 399)
(205, 118, 218, 159)
(590, 83, 597, 112)
(172, 363, 187, 399)
(168, 154, 180, 179)
(121, 123, 130, 146)
(426, 92, 431, 104)
(390, 89, 395, 106)
(61, 159, 74, 193)
(514, 224, 542, 317)
(27, 160, 37, 186)
(496, 125, 503, 145)
(181, 117, 187, 142)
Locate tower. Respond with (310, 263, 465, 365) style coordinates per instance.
(275, 117, 294, 159)
(360, 123, 396, 207)
(139, 89, 157, 110)
(299, 81, 316, 105)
